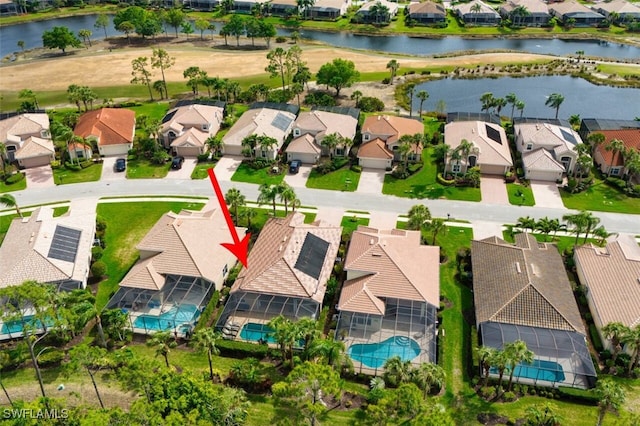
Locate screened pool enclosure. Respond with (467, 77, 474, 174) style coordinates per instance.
(336, 298, 439, 376)
(481, 322, 597, 389)
(106, 275, 213, 337)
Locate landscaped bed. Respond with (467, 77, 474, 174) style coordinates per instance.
(507, 183, 535, 206)
(0, 173, 27, 193)
(191, 160, 218, 179)
(560, 177, 640, 214)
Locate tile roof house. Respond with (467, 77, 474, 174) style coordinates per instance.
(270, 0, 298, 16)
(592, 129, 640, 179)
(358, 115, 424, 169)
(354, 0, 399, 24)
(74, 108, 136, 156)
(106, 202, 244, 337)
(574, 234, 640, 353)
(216, 213, 341, 340)
(232, 0, 269, 13)
(454, 0, 501, 25)
(285, 110, 358, 164)
(594, 0, 640, 23)
(309, 0, 352, 19)
(222, 106, 296, 159)
(68, 141, 94, 162)
(578, 118, 640, 141)
(160, 103, 224, 157)
(0, 113, 55, 168)
(549, 0, 605, 26)
(407, 1, 447, 25)
(514, 122, 584, 181)
(500, 0, 551, 27)
(444, 121, 512, 175)
(472, 234, 596, 388)
(184, 0, 220, 11)
(336, 226, 440, 374)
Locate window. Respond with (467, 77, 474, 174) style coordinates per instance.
(77, 151, 84, 159)
(468, 155, 477, 167)
(223, 264, 228, 276)
(293, 128, 300, 137)
(408, 153, 417, 161)
(610, 167, 621, 176)
(392, 146, 398, 151)
(261, 150, 267, 158)
(335, 147, 344, 156)
(168, 131, 177, 142)
(353, 315, 372, 327)
(526, 143, 533, 151)
(452, 164, 461, 173)
(202, 124, 209, 131)
(560, 156, 571, 171)
(41, 130, 50, 138)
(363, 134, 370, 141)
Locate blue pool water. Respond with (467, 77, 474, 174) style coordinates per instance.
(133, 304, 200, 331)
(1, 316, 52, 335)
(491, 359, 566, 383)
(239, 323, 276, 343)
(348, 336, 421, 369)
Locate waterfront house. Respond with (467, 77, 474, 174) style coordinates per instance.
(308, 0, 352, 19)
(499, 0, 551, 27)
(454, 0, 501, 26)
(549, 1, 605, 26)
(74, 108, 135, 157)
(358, 115, 424, 169)
(472, 234, 597, 389)
(184, 0, 219, 11)
(578, 118, 640, 141)
(592, 129, 640, 178)
(232, 0, 269, 13)
(353, 0, 399, 24)
(407, 1, 447, 25)
(0, 113, 55, 168)
(336, 226, 440, 375)
(160, 102, 224, 157)
(593, 0, 640, 24)
(270, 0, 298, 16)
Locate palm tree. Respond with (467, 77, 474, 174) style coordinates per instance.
(476, 346, 496, 387)
(241, 207, 258, 230)
(307, 333, 352, 373)
(321, 133, 340, 158)
(350, 90, 363, 107)
(471, 2, 482, 25)
(594, 378, 626, 426)
(535, 217, 554, 241)
(580, 211, 600, 244)
(516, 216, 536, 233)
(605, 138, 625, 176)
(562, 211, 589, 245)
(398, 135, 413, 170)
(278, 183, 297, 215)
(504, 340, 534, 392)
(258, 183, 280, 216)
(225, 188, 246, 225)
(545, 93, 564, 119)
(525, 403, 563, 426)
(192, 328, 222, 383)
(511, 5, 530, 27)
(417, 90, 429, 117)
(296, 317, 320, 354)
(505, 93, 518, 121)
(146, 330, 177, 368)
(386, 59, 399, 84)
(370, 2, 390, 24)
(623, 325, 640, 375)
(492, 349, 508, 390)
(457, 139, 475, 170)
(428, 218, 446, 245)
(383, 355, 412, 387)
(410, 362, 445, 399)
(515, 100, 526, 117)
(602, 322, 630, 365)
(548, 218, 565, 241)
(0, 194, 22, 217)
(407, 204, 431, 231)
(593, 225, 610, 246)
(267, 315, 300, 369)
(407, 83, 416, 117)
(206, 136, 223, 158)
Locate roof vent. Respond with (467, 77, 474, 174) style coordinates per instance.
(370, 238, 375, 245)
(282, 236, 287, 242)
(278, 245, 283, 252)
(515, 262, 522, 273)
(372, 252, 382, 257)
(531, 263, 538, 276)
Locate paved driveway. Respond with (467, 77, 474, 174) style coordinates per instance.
(357, 169, 386, 194)
(480, 175, 509, 205)
(283, 165, 312, 188)
(24, 165, 54, 188)
(101, 157, 127, 181)
(315, 207, 344, 226)
(368, 211, 399, 229)
(166, 158, 197, 180)
(214, 156, 243, 181)
(530, 180, 565, 209)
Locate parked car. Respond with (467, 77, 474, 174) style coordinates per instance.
(289, 159, 301, 174)
(114, 158, 126, 172)
(171, 156, 185, 170)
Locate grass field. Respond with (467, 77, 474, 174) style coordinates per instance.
(231, 163, 285, 185)
(561, 177, 640, 214)
(306, 167, 361, 192)
(507, 183, 535, 206)
(191, 160, 218, 179)
(53, 163, 103, 185)
(340, 215, 369, 236)
(126, 158, 171, 179)
(0, 174, 27, 193)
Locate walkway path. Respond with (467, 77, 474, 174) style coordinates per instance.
(530, 181, 565, 209)
(213, 156, 243, 181)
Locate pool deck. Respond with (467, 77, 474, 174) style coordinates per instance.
(488, 356, 591, 389)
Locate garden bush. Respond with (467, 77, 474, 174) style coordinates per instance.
(5, 172, 25, 184)
(605, 176, 627, 191)
(91, 260, 106, 278)
(275, 36, 287, 43)
(38, 349, 64, 367)
(502, 391, 516, 402)
(557, 386, 599, 405)
(91, 246, 103, 261)
(437, 173, 455, 186)
(217, 339, 269, 359)
(197, 153, 210, 162)
(357, 96, 385, 112)
(80, 160, 93, 169)
(350, 164, 362, 173)
(480, 386, 495, 399)
(304, 91, 336, 107)
(193, 291, 219, 332)
(267, 89, 293, 104)
(64, 162, 82, 171)
(408, 162, 423, 174)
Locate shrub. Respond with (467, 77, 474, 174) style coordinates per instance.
(91, 246, 103, 261)
(217, 339, 269, 359)
(193, 291, 219, 332)
(275, 36, 287, 43)
(304, 92, 336, 107)
(91, 260, 106, 278)
(50, 160, 62, 169)
(502, 391, 516, 402)
(64, 162, 82, 171)
(605, 176, 627, 191)
(80, 160, 93, 169)
(267, 89, 293, 103)
(381, 77, 391, 84)
(437, 173, 455, 186)
(38, 349, 64, 367)
(350, 164, 362, 173)
(5, 172, 25, 184)
(357, 96, 385, 112)
(480, 386, 495, 399)
(408, 162, 422, 174)
(331, 157, 349, 169)
(557, 386, 599, 405)
(197, 153, 210, 162)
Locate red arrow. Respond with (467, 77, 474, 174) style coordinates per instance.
(207, 168, 250, 268)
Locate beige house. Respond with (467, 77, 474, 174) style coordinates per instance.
(74, 108, 135, 157)
(0, 113, 55, 168)
(308, 0, 352, 19)
(285, 110, 358, 164)
(444, 121, 512, 175)
(594, 0, 640, 23)
(472, 234, 596, 388)
(514, 122, 582, 181)
(216, 213, 341, 341)
(106, 202, 245, 337)
(336, 226, 440, 374)
(454, 0, 501, 25)
(68, 141, 94, 162)
(160, 103, 224, 157)
(500, 0, 551, 27)
(358, 115, 424, 169)
(574, 234, 640, 353)
(222, 107, 296, 159)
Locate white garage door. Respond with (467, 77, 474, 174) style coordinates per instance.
(19, 155, 53, 168)
(223, 144, 243, 156)
(526, 169, 562, 182)
(480, 164, 507, 175)
(175, 146, 203, 157)
(359, 157, 391, 170)
(99, 144, 132, 156)
(287, 152, 317, 164)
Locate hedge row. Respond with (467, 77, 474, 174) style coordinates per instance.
(216, 339, 270, 359)
(557, 386, 599, 405)
(5, 172, 25, 184)
(437, 173, 455, 186)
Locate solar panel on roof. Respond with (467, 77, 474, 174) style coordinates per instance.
(48, 225, 81, 263)
(294, 233, 330, 280)
(485, 124, 502, 144)
(560, 128, 578, 145)
(272, 113, 293, 132)
(161, 109, 177, 124)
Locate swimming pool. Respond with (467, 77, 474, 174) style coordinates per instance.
(347, 336, 421, 369)
(133, 304, 200, 331)
(1, 316, 52, 335)
(239, 323, 276, 343)
(492, 359, 566, 383)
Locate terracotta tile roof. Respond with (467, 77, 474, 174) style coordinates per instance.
(338, 227, 440, 315)
(361, 115, 423, 145)
(222, 107, 295, 148)
(445, 121, 513, 168)
(231, 213, 341, 304)
(119, 201, 245, 290)
(409, 1, 446, 15)
(594, 129, 640, 168)
(472, 233, 585, 334)
(14, 136, 54, 159)
(74, 108, 135, 146)
(68, 142, 92, 151)
(522, 147, 565, 172)
(286, 134, 321, 155)
(0, 113, 49, 142)
(0, 207, 95, 288)
(357, 138, 393, 159)
(574, 234, 640, 329)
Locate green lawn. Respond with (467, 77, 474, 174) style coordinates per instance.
(129, 102, 171, 122)
(231, 163, 285, 185)
(126, 158, 171, 179)
(506, 183, 535, 206)
(382, 148, 481, 201)
(95, 201, 205, 309)
(53, 163, 103, 185)
(52, 206, 69, 217)
(191, 160, 218, 179)
(305, 167, 360, 192)
(560, 177, 640, 214)
(503, 230, 597, 254)
(340, 215, 369, 236)
(0, 174, 27, 193)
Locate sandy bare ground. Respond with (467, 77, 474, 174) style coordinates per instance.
(0, 38, 553, 92)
